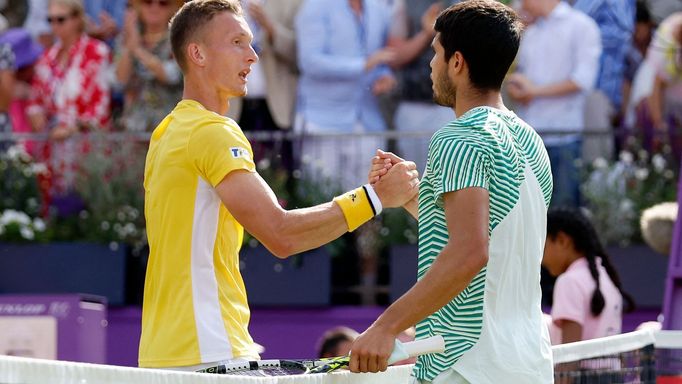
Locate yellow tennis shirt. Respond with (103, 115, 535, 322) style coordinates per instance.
(139, 99, 259, 368)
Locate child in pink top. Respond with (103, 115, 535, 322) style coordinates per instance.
(543, 208, 635, 344)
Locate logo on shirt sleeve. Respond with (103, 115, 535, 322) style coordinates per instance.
(230, 147, 251, 161)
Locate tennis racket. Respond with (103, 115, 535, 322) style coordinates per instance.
(197, 335, 445, 376)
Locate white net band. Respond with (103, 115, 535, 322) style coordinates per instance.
(0, 354, 414, 384)
(552, 329, 657, 364)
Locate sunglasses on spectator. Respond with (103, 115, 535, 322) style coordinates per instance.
(141, 0, 171, 7)
(46, 12, 77, 24)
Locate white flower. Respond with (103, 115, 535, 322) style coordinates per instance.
(101, 221, 110, 231)
(619, 199, 635, 213)
(257, 158, 271, 170)
(20, 227, 34, 240)
(1, 210, 31, 226)
(619, 151, 634, 165)
(592, 157, 608, 169)
(124, 223, 137, 236)
(652, 154, 666, 172)
(32, 218, 46, 232)
(635, 168, 649, 180)
(5, 145, 23, 162)
(30, 163, 48, 175)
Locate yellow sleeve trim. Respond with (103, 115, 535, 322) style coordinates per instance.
(333, 186, 376, 232)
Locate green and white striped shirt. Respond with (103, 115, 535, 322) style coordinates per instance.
(413, 107, 554, 383)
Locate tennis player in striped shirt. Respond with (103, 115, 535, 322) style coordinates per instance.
(350, 1, 555, 383)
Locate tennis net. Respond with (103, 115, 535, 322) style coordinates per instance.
(2, 330, 681, 383)
(553, 329, 682, 383)
(1, 355, 414, 384)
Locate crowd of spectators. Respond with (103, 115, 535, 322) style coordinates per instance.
(0, 0, 681, 206)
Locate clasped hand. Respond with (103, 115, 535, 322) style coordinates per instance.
(369, 149, 419, 209)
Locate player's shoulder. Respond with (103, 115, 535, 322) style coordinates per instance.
(434, 108, 501, 144)
(189, 117, 247, 146)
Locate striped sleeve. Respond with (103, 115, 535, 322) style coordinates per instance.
(435, 136, 491, 204)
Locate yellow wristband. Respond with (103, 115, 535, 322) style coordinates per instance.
(333, 186, 376, 232)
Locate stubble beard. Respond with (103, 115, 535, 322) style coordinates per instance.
(432, 72, 456, 108)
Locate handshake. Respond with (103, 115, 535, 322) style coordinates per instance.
(367, 149, 419, 211)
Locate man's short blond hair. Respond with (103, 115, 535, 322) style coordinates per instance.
(169, 0, 243, 71)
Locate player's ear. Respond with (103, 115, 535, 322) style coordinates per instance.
(187, 42, 206, 67)
(449, 51, 465, 75)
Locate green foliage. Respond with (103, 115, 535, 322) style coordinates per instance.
(0, 146, 48, 242)
(0, 137, 147, 250)
(71, 135, 147, 251)
(0, 145, 45, 218)
(581, 145, 678, 246)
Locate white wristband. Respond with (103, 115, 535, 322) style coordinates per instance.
(363, 184, 383, 216)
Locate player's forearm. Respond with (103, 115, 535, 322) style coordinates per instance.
(371, 242, 488, 335)
(265, 202, 350, 258)
(403, 195, 418, 220)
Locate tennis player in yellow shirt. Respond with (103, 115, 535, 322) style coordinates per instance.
(139, 0, 419, 371)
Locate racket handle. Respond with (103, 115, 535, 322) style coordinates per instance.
(387, 335, 445, 364)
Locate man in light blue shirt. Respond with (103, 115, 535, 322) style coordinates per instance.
(507, 0, 601, 207)
(295, 0, 395, 189)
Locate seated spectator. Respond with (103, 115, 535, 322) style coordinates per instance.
(0, 28, 43, 154)
(316, 326, 359, 358)
(27, 0, 111, 198)
(542, 207, 635, 344)
(114, 0, 183, 132)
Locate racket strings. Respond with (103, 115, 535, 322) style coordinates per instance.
(223, 367, 306, 376)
